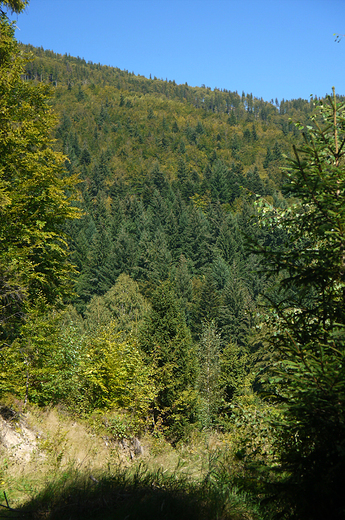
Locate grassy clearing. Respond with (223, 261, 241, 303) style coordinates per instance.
(1, 463, 261, 520)
(0, 403, 263, 519)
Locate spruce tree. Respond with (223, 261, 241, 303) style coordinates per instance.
(139, 282, 197, 437)
(197, 320, 223, 428)
(263, 145, 273, 169)
(256, 88, 345, 519)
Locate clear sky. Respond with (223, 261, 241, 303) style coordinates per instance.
(10, 0, 345, 103)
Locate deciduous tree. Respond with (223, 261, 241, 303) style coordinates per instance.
(0, 13, 80, 339)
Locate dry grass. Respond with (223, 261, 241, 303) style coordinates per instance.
(0, 402, 263, 519)
(0, 404, 128, 509)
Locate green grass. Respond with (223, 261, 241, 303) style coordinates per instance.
(0, 462, 261, 520)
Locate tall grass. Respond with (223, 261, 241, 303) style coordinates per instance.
(1, 460, 262, 520)
(0, 403, 264, 519)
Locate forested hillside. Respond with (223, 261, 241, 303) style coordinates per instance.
(2, 8, 345, 516)
(20, 43, 312, 314)
(11, 43, 309, 423)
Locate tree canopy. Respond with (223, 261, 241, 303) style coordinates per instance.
(254, 87, 345, 520)
(0, 14, 80, 339)
(0, 0, 27, 14)
(3, 5, 345, 516)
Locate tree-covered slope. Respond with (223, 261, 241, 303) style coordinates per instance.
(12, 45, 313, 362)
(22, 42, 312, 196)
(0, 39, 310, 419)
(0, 23, 341, 518)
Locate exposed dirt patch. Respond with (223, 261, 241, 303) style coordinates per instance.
(0, 405, 145, 476)
(0, 408, 40, 463)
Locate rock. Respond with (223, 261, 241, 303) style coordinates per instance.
(132, 437, 143, 456)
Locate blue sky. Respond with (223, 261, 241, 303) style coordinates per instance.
(10, 0, 345, 102)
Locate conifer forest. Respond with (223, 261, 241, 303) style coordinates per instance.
(1, 2, 345, 519)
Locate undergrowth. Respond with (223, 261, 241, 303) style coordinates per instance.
(0, 402, 264, 519)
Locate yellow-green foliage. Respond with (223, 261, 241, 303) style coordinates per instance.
(0, 305, 156, 427)
(82, 324, 156, 419)
(84, 273, 150, 335)
(0, 17, 80, 342)
(17, 42, 312, 202)
(0, 302, 62, 403)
